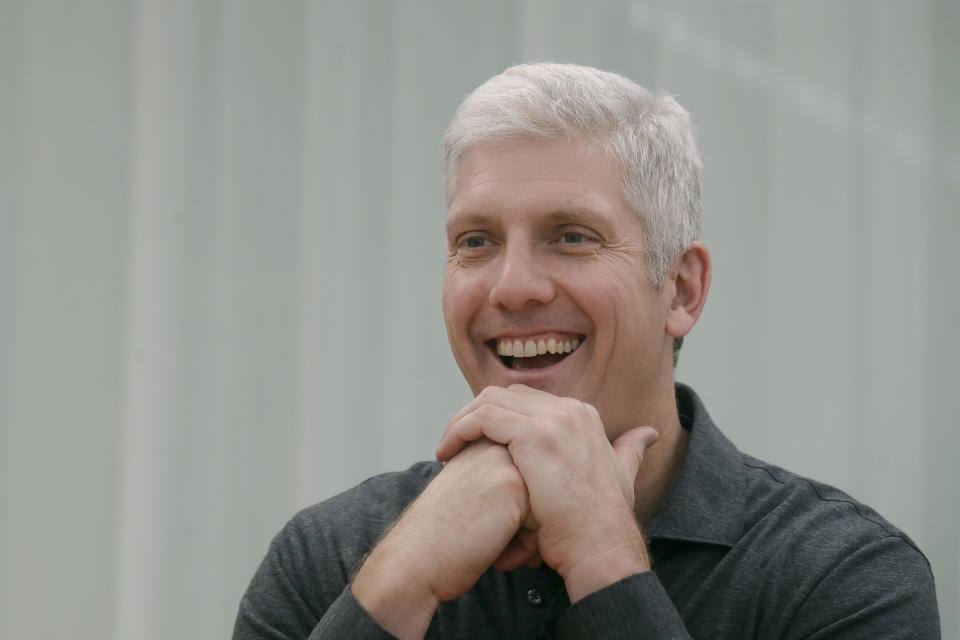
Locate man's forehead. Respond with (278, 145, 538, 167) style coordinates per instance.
(456, 138, 611, 174)
(447, 161, 631, 241)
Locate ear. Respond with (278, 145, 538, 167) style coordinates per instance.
(665, 241, 711, 339)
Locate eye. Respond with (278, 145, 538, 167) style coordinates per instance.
(464, 236, 488, 249)
(550, 226, 600, 254)
(453, 234, 496, 255)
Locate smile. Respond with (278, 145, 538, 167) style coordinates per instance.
(489, 334, 584, 370)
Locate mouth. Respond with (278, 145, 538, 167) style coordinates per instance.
(488, 334, 585, 371)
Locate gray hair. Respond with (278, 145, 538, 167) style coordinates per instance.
(442, 62, 702, 289)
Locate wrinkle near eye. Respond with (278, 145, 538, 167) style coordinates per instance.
(592, 246, 647, 283)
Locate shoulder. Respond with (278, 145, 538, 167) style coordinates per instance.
(286, 460, 443, 563)
(736, 455, 939, 636)
(268, 461, 442, 596)
(739, 453, 926, 562)
(235, 462, 442, 637)
(668, 384, 939, 635)
(293, 460, 441, 529)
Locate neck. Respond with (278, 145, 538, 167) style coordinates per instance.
(631, 389, 690, 527)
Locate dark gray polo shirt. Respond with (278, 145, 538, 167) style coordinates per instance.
(234, 384, 940, 639)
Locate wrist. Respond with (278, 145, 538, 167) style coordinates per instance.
(560, 529, 651, 603)
(352, 542, 440, 640)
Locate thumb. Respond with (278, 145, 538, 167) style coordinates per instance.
(611, 426, 660, 491)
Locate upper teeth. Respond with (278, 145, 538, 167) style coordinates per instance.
(497, 337, 580, 357)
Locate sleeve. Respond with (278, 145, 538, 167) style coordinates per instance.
(308, 587, 401, 640)
(783, 535, 940, 640)
(231, 517, 400, 640)
(555, 572, 693, 640)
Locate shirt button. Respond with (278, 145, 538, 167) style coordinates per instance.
(527, 588, 544, 606)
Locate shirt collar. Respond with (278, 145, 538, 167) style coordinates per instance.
(644, 383, 745, 548)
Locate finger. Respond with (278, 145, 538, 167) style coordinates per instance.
(492, 528, 540, 572)
(524, 551, 544, 568)
(520, 509, 539, 531)
(445, 387, 529, 430)
(436, 404, 525, 461)
(440, 385, 546, 443)
(505, 383, 556, 399)
(515, 528, 543, 569)
(493, 544, 536, 572)
(611, 426, 660, 489)
(515, 526, 539, 546)
(435, 404, 530, 461)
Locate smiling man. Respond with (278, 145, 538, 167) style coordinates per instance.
(234, 64, 939, 639)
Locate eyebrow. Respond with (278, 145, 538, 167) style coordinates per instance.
(445, 212, 491, 235)
(541, 208, 610, 227)
(446, 207, 611, 235)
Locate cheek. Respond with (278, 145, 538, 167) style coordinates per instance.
(592, 257, 664, 320)
(442, 273, 482, 340)
(565, 262, 635, 319)
(571, 266, 665, 359)
(441, 266, 464, 312)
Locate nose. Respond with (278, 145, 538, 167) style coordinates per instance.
(487, 242, 556, 310)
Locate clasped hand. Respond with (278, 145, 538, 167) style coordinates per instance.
(434, 384, 659, 600)
(352, 384, 658, 639)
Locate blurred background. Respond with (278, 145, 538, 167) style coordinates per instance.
(1, 1, 957, 638)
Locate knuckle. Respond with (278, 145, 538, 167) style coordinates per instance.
(570, 398, 591, 416)
(566, 398, 600, 426)
(478, 386, 498, 400)
(475, 403, 499, 421)
(527, 416, 551, 439)
(503, 467, 526, 492)
(489, 459, 523, 490)
(487, 384, 510, 396)
(582, 402, 600, 420)
(528, 418, 560, 452)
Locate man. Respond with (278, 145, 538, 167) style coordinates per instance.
(234, 63, 939, 639)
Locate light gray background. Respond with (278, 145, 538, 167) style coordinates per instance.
(1, 1, 957, 638)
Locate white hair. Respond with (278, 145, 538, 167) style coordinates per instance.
(443, 62, 702, 288)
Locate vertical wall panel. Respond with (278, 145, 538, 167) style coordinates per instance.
(0, 1, 133, 638)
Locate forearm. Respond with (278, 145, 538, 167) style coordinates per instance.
(343, 439, 527, 639)
(350, 543, 440, 640)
